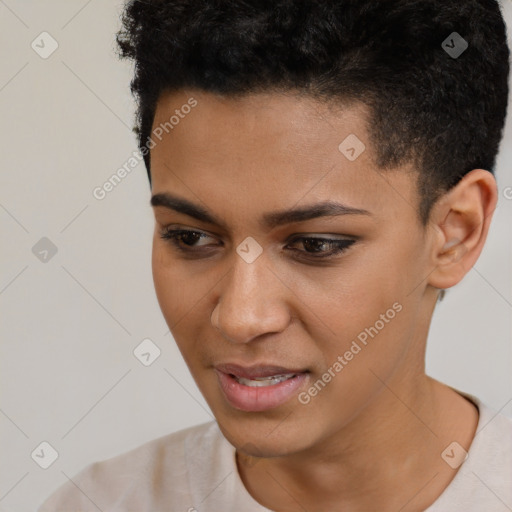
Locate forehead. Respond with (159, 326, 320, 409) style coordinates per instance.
(150, 89, 418, 224)
(152, 89, 372, 159)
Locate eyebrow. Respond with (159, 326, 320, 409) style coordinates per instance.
(150, 192, 371, 230)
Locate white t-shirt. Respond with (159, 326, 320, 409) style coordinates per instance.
(38, 392, 512, 512)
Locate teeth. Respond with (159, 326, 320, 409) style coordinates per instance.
(235, 373, 296, 387)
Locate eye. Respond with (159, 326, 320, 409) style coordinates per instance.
(285, 236, 356, 259)
(159, 227, 356, 261)
(159, 228, 220, 253)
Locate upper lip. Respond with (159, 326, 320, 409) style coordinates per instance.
(215, 363, 308, 380)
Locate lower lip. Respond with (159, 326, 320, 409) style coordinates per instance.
(215, 370, 308, 412)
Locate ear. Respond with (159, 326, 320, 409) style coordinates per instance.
(427, 169, 497, 291)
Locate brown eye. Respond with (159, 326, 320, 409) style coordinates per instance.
(286, 236, 356, 258)
(160, 229, 219, 251)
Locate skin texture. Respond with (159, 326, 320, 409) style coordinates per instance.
(150, 89, 496, 512)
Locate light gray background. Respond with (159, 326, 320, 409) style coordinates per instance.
(0, 1, 511, 511)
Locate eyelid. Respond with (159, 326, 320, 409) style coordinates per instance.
(159, 223, 220, 239)
(287, 232, 354, 240)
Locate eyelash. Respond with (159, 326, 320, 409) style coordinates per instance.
(159, 228, 356, 260)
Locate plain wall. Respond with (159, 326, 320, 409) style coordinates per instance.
(0, 2, 511, 511)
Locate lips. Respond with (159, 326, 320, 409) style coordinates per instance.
(214, 363, 309, 412)
(215, 363, 307, 380)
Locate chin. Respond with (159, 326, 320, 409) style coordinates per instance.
(213, 405, 323, 458)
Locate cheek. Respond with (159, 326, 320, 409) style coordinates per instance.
(151, 245, 207, 369)
(152, 243, 172, 310)
(300, 304, 411, 429)
(321, 300, 408, 375)
(151, 241, 192, 325)
(151, 240, 218, 338)
(284, 252, 405, 337)
(292, 253, 413, 396)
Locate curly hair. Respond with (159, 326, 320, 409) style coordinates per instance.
(116, 0, 509, 224)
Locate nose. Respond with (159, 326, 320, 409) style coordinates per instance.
(210, 253, 291, 344)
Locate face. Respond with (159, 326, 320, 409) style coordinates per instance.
(150, 89, 437, 458)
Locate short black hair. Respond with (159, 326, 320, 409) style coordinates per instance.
(116, 0, 510, 224)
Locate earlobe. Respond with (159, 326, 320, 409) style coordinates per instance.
(427, 169, 497, 291)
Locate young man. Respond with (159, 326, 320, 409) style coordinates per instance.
(39, 1, 511, 511)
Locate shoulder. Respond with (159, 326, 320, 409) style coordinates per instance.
(428, 393, 512, 511)
(464, 394, 512, 466)
(37, 420, 225, 512)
